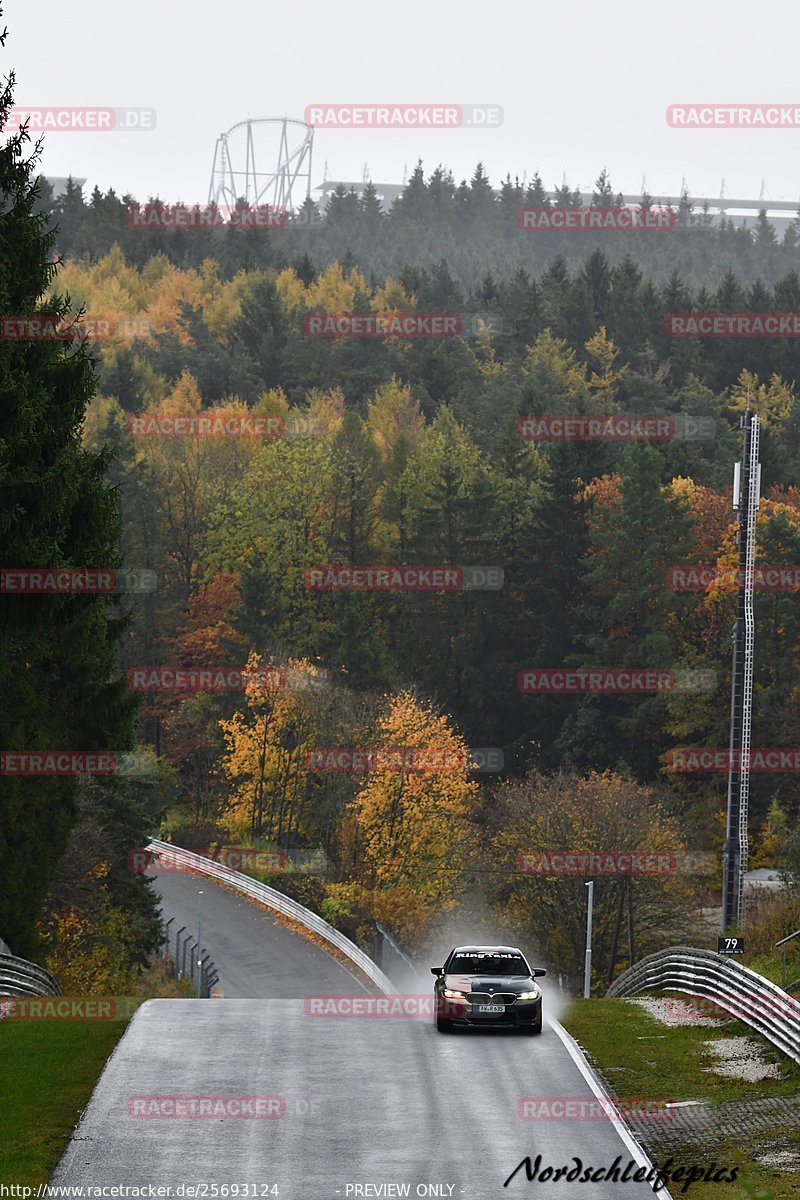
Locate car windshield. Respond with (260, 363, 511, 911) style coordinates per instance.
(448, 954, 528, 976)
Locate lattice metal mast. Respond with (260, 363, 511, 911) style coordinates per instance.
(722, 411, 761, 931)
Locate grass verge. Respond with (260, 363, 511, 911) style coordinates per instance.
(0, 967, 191, 1186)
(0, 1017, 129, 1186)
(562, 995, 800, 1200)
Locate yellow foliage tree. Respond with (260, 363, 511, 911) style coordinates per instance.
(730, 370, 794, 426)
(306, 263, 368, 312)
(346, 692, 478, 943)
(371, 278, 416, 312)
(366, 377, 424, 459)
(220, 653, 323, 844)
(39, 863, 140, 995)
(585, 326, 628, 406)
(274, 266, 308, 312)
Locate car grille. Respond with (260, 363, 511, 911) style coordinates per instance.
(467, 992, 517, 1004)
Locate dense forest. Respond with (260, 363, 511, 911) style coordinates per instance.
(6, 136, 800, 991)
(34, 163, 800, 292)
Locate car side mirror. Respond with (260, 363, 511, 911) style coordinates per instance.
(430, 967, 443, 976)
(532, 968, 547, 977)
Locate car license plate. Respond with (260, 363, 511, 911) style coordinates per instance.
(476, 1004, 504, 1013)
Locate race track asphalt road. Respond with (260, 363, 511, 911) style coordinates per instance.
(51, 999, 668, 1199)
(50, 869, 672, 1198)
(148, 869, 366, 997)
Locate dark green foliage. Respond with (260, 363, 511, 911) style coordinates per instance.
(0, 37, 148, 958)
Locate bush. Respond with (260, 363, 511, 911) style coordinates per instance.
(743, 890, 800, 965)
(159, 817, 227, 849)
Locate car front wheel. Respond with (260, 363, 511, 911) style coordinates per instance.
(522, 1017, 542, 1035)
(436, 1016, 453, 1032)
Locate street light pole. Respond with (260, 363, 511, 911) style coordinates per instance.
(195, 890, 204, 998)
(583, 880, 594, 999)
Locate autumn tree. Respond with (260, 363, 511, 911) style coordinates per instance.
(220, 654, 348, 849)
(485, 769, 700, 992)
(341, 692, 478, 946)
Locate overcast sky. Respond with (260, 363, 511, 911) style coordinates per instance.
(4, 0, 800, 207)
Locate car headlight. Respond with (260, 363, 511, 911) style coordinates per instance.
(443, 989, 467, 999)
(516, 990, 540, 1000)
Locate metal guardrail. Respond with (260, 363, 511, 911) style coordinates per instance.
(0, 954, 60, 997)
(146, 839, 397, 995)
(607, 945, 800, 1064)
(776, 928, 800, 988)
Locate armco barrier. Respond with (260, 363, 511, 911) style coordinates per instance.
(145, 839, 397, 995)
(607, 945, 800, 1064)
(0, 954, 60, 997)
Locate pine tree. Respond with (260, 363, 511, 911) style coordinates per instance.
(52, 174, 86, 256)
(581, 249, 611, 326)
(754, 208, 777, 252)
(592, 168, 615, 207)
(428, 165, 456, 209)
(391, 160, 428, 224)
(524, 173, 549, 206)
(465, 162, 496, 223)
(0, 30, 137, 954)
(567, 444, 693, 777)
(359, 181, 383, 234)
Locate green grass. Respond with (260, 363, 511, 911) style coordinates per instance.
(562, 996, 800, 1200)
(0, 1017, 130, 1185)
(744, 952, 800, 990)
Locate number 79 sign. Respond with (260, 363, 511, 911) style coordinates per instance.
(717, 936, 744, 955)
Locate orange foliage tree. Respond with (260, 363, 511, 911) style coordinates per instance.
(337, 692, 479, 946)
(219, 653, 325, 845)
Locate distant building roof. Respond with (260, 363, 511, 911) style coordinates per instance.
(744, 867, 784, 891)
